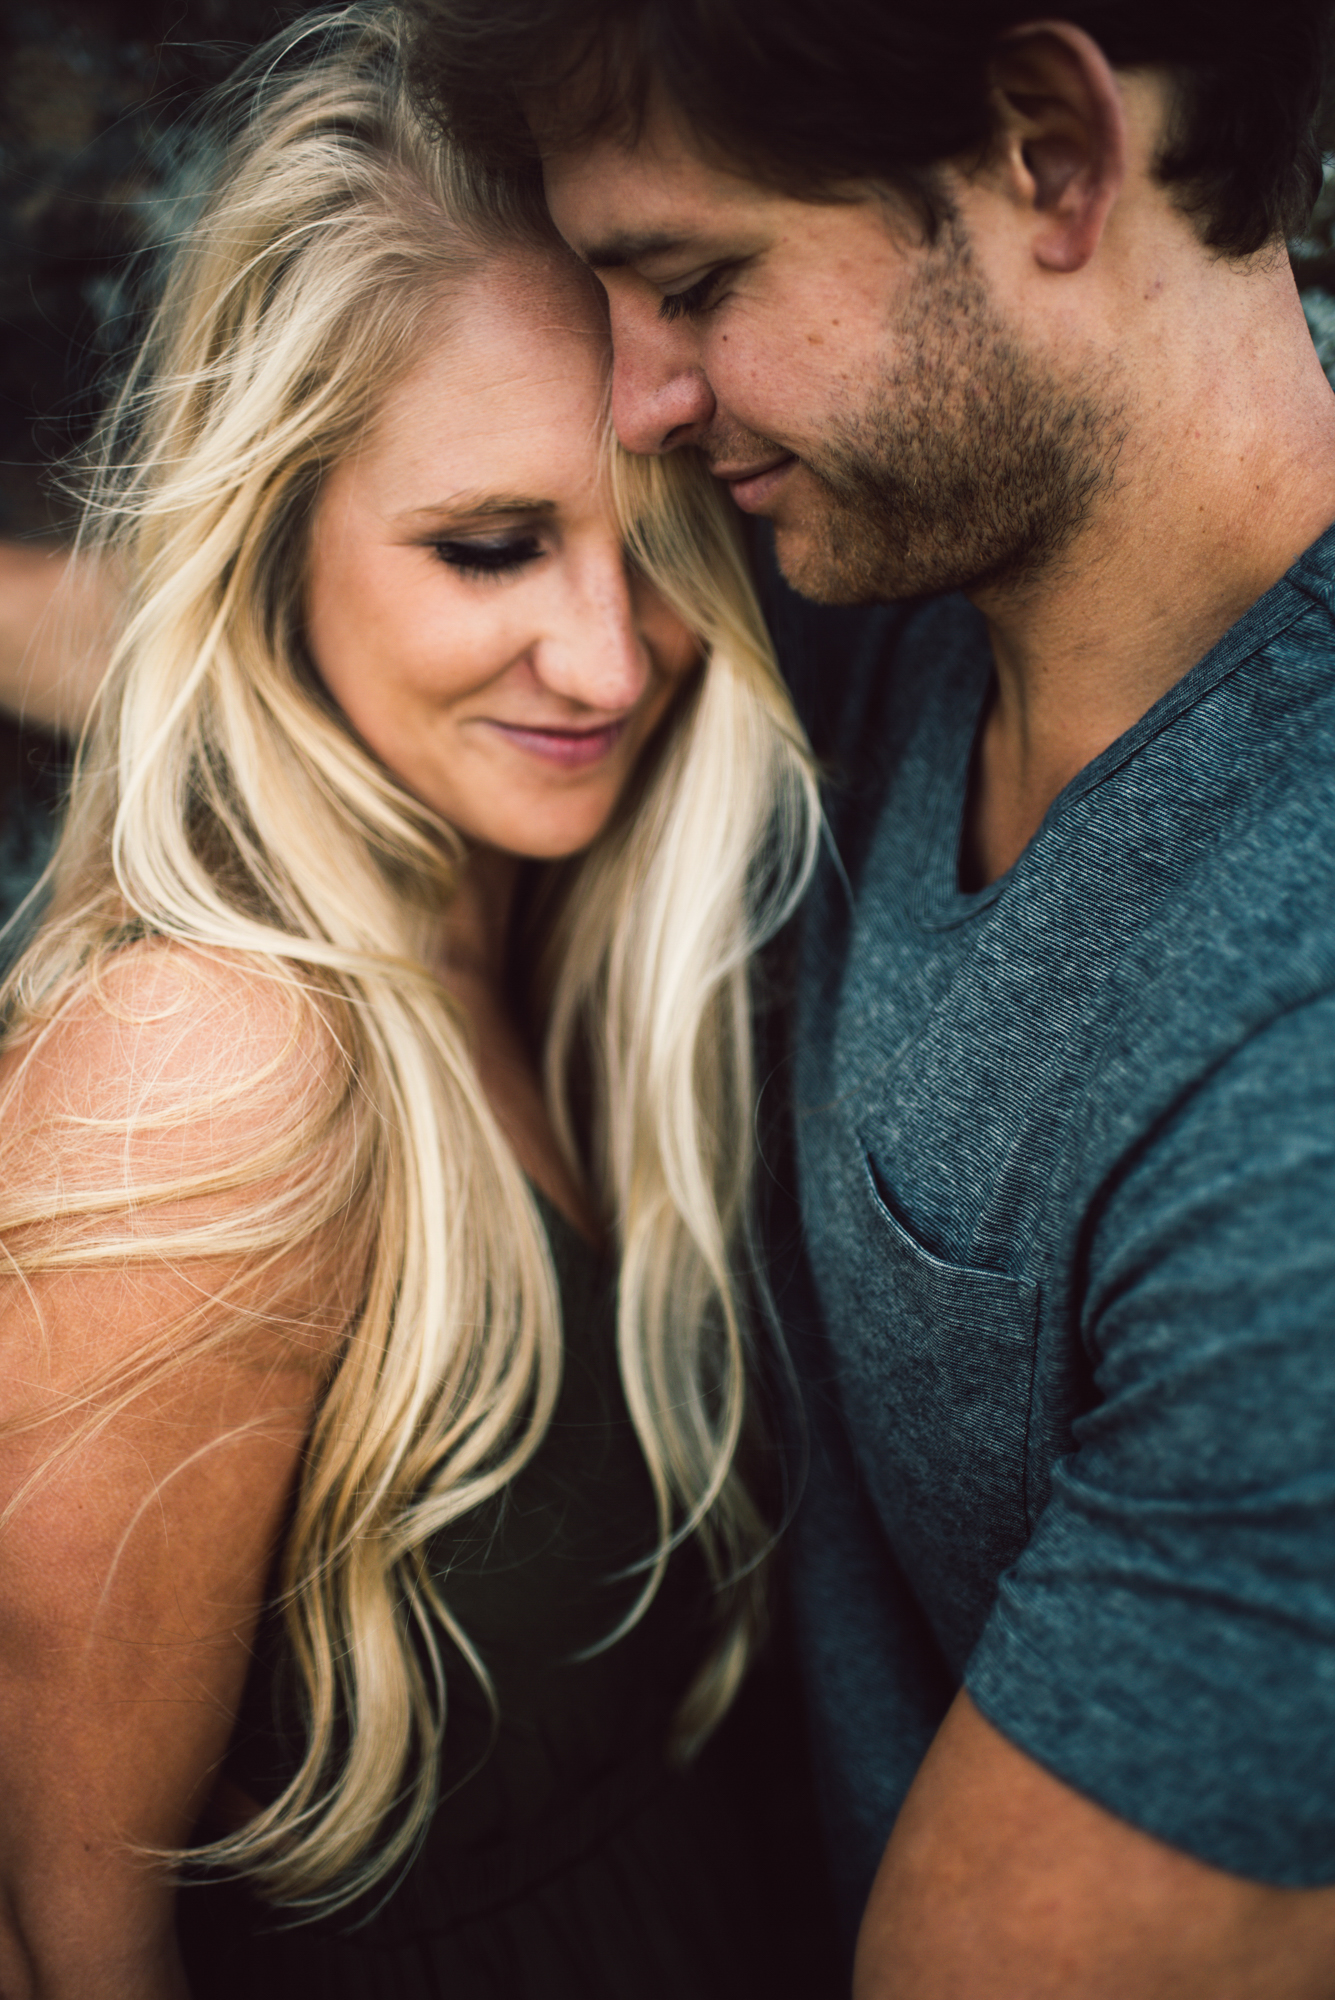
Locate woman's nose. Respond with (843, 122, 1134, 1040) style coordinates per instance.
(533, 545, 652, 713)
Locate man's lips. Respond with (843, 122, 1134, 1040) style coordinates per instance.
(483, 718, 629, 769)
(712, 453, 798, 514)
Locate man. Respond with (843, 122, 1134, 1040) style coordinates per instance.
(414, 4, 1335, 1992)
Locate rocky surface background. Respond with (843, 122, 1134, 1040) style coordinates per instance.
(1, 3, 1334, 926)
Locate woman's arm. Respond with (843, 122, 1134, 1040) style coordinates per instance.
(0, 541, 116, 733)
(0, 949, 351, 1998)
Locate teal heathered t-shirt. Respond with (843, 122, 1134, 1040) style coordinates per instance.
(761, 520, 1335, 1945)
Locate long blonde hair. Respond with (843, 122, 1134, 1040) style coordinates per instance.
(0, 4, 818, 1915)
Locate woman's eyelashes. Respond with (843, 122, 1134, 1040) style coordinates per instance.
(432, 533, 545, 580)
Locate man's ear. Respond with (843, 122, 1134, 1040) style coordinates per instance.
(987, 21, 1127, 273)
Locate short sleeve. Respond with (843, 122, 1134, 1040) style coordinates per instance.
(966, 989, 1335, 1885)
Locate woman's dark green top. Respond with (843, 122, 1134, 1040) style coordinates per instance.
(177, 1194, 840, 1999)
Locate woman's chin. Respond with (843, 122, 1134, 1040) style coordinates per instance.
(459, 805, 620, 863)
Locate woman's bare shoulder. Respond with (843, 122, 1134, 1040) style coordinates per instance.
(0, 941, 367, 1365)
(2, 939, 350, 1164)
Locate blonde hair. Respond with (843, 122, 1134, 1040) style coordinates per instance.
(0, 4, 818, 1916)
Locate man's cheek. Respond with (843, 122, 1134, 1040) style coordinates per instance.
(728, 339, 826, 435)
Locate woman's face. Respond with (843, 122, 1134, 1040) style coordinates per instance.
(306, 248, 700, 861)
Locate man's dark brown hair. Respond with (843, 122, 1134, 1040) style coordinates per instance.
(408, 0, 1332, 258)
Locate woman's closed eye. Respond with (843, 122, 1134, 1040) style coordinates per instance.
(433, 533, 545, 580)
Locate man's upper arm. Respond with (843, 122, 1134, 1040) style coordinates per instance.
(970, 989, 1335, 1884)
(855, 1690, 1335, 2000)
(859, 988, 1335, 1995)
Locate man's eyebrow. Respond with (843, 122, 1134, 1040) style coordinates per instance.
(393, 494, 555, 525)
(581, 232, 693, 271)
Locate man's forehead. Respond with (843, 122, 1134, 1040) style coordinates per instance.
(544, 166, 774, 269)
(560, 223, 724, 271)
(541, 97, 771, 259)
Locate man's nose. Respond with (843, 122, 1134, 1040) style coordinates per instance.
(534, 546, 651, 711)
(608, 301, 716, 455)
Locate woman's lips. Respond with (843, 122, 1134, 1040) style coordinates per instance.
(721, 454, 798, 513)
(484, 718, 628, 769)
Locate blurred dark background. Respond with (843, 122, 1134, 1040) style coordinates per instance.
(2, 2, 1335, 935)
(0, 1, 302, 932)
(0, 1, 305, 539)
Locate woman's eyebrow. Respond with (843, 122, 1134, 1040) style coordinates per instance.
(394, 493, 556, 525)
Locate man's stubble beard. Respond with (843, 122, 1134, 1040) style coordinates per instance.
(774, 213, 1126, 607)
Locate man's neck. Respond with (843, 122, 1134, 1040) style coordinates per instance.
(962, 259, 1335, 889)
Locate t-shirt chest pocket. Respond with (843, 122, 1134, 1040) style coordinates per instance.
(826, 1140, 1040, 1671)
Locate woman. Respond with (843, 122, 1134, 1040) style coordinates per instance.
(0, 8, 830, 1996)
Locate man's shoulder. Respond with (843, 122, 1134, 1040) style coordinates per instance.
(1286, 517, 1335, 620)
(1106, 537, 1335, 966)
